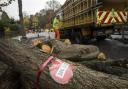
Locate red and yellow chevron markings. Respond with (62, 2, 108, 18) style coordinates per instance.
(97, 10, 127, 24)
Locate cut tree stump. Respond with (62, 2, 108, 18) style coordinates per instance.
(0, 39, 128, 89)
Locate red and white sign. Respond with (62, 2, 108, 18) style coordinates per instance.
(97, 11, 127, 24)
(49, 60, 73, 84)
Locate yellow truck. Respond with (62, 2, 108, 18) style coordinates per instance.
(58, 0, 128, 43)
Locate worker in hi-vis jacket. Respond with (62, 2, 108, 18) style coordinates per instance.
(53, 16, 61, 39)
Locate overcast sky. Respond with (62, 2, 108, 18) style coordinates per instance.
(2, 0, 66, 20)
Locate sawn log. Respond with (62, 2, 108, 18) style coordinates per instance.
(0, 39, 128, 89)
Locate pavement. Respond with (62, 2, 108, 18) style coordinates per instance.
(111, 35, 128, 39)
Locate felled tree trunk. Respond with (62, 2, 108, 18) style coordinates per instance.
(0, 68, 22, 89)
(35, 39, 100, 62)
(0, 62, 26, 89)
(57, 44, 100, 62)
(0, 39, 128, 89)
(0, 62, 8, 76)
(0, 63, 16, 89)
(80, 59, 128, 79)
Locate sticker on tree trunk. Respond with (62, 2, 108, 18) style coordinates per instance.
(49, 59, 73, 84)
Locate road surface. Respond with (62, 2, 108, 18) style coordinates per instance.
(88, 39, 128, 60)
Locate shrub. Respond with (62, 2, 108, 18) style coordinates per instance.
(9, 24, 20, 31)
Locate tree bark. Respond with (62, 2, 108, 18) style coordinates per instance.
(18, 0, 25, 36)
(0, 62, 8, 76)
(80, 59, 128, 79)
(0, 39, 128, 89)
(0, 67, 22, 89)
(18, 0, 23, 25)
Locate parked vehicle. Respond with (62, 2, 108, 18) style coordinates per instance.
(58, 0, 128, 43)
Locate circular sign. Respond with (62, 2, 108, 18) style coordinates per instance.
(49, 60, 73, 84)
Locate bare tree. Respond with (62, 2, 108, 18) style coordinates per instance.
(46, 0, 61, 12)
(0, 0, 15, 7)
(0, 0, 15, 20)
